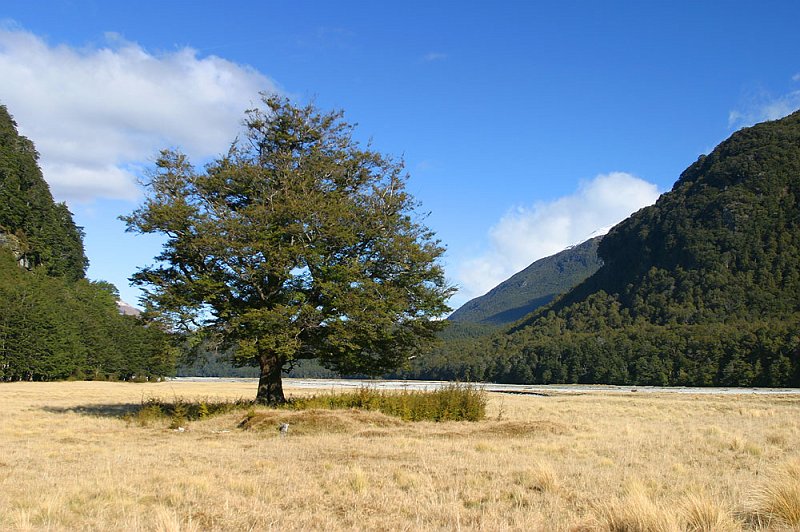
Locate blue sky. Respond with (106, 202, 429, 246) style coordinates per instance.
(1, 1, 799, 309)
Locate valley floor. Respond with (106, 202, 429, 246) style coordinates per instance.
(1, 380, 798, 530)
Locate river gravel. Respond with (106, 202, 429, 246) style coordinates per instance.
(170, 377, 799, 395)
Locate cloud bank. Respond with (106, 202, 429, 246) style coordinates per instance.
(455, 172, 660, 301)
(0, 26, 276, 202)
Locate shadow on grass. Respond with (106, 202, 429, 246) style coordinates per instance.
(41, 403, 142, 418)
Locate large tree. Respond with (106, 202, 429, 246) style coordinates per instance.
(123, 96, 453, 403)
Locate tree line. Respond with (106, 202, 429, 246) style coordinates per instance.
(0, 105, 175, 381)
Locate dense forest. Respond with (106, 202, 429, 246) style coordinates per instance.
(0, 105, 175, 381)
(404, 111, 800, 387)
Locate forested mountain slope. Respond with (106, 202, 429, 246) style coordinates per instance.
(0, 105, 175, 381)
(409, 111, 800, 386)
(449, 236, 602, 325)
(0, 106, 87, 280)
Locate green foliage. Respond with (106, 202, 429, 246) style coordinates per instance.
(169, 402, 189, 429)
(125, 396, 253, 426)
(175, 336, 337, 378)
(410, 111, 800, 387)
(0, 250, 178, 381)
(0, 105, 87, 280)
(176, 341, 260, 378)
(0, 104, 177, 382)
(286, 384, 487, 421)
(124, 95, 454, 403)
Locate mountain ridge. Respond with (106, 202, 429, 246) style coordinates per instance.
(408, 111, 800, 386)
(449, 236, 603, 325)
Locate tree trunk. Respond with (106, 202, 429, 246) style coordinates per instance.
(256, 352, 285, 404)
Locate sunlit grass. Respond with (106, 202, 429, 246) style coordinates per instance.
(123, 383, 486, 428)
(0, 380, 798, 530)
(286, 383, 487, 421)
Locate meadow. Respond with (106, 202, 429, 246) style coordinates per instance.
(1, 380, 798, 531)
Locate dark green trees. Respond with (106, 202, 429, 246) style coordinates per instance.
(124, 96, 453, 403)
(407, 111, 800, 387)
(0, 105, 87, 280)
(0, 104, 175, 382)
(0, 252, 175, 381)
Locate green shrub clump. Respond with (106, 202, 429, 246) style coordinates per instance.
(287, 384, 487, 422)
(124, 385, 487, 426)
(125, 396, 253, 426)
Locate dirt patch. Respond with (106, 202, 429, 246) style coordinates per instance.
(480, 420, 570, 437)
(236, 408, 570, 440)
(237, 408, 404, 435)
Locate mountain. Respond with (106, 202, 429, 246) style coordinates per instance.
(0, 104, 175, 382)
(449, 236, 603, 325)
(116, 300, 142, 317)
(535, 110, 800, 326)
(410, 111, 800, 386)
(0, 105, 88, 280)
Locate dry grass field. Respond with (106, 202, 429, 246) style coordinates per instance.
(1, 380, 799, 531)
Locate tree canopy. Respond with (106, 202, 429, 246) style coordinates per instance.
(124, 95, 453, 403)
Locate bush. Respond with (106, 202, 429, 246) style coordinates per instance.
(286, 383, 487, 422)
(123, 384, 487, 427)
(124, 396, 253, 426)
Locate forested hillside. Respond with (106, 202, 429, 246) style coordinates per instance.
(0, 108, 87, 280)
(0, 105, 175, 381)
(407, 112, 800, 386)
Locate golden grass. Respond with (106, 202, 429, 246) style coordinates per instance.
(748, 458, 800, 529)
(0, 380, 799, 530)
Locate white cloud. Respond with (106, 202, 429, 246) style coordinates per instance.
(455, 172, 660, 301)
(728, 91, 800, 128)
(0, 26, 276, 202)
(728, 76, 800, 129)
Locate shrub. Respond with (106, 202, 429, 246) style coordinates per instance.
(124, 385, 487, 427)
(286, 383, 487, 422)
(125, 396, 253, 426)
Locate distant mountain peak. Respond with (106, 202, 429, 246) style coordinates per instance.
(116, 300, 142, 317)
(449, 235, 603, 325)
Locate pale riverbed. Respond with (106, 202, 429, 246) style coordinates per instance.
(171, 376, 800, 395)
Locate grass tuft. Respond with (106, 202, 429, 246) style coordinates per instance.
(512, 461, 559, 493)
(595, 482, 680, 532)
(681, 493, 740, 532)
(748, 457, 800, 528)
(124, 396, 253, 426)
(285, 383, 487, 422)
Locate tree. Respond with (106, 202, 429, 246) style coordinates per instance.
(0, 105, 88, 280)
(123, 95, 453, 403)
